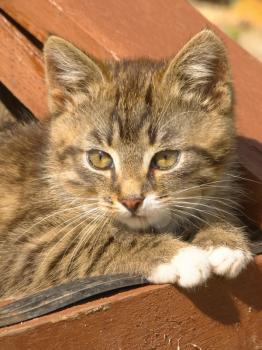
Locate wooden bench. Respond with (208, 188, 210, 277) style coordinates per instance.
(0, 1, 261, 349)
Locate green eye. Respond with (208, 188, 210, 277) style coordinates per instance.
(87, 150, 113, 170)
(151, 150, 179, 170)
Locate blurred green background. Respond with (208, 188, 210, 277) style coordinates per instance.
(190, 0, 262, 61)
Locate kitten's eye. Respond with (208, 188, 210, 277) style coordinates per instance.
(87, 150, 113, 170)
(151, 150, 179, 170)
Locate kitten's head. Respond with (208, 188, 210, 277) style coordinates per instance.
(44, 30, 235, 231)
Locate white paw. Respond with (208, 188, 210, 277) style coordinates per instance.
(148, 246, 211, 288)
(208, 246, 253, 278)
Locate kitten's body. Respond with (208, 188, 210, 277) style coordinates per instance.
(0, 30, 252, 297)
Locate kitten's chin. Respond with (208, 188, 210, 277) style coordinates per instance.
(116, 211, 171, 231)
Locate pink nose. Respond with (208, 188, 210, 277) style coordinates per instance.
(121, 197, 144, 213)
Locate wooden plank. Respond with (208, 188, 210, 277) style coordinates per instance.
(0, 0, 111, 58)
(0, 255, 261, 350)
(0, 14, 48, 119)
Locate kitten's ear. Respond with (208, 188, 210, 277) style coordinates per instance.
(162, 29, 232, 111)
(44, 36, 106, 114)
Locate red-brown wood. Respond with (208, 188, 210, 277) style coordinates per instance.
(0, 14, 48, 119)
(0, 256, 261, 350)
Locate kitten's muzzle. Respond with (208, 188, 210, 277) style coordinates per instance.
(121, 196, 144, 214)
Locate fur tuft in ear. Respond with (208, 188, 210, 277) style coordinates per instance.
(44, 36, 106, 114)
(162, 29, 232, 112)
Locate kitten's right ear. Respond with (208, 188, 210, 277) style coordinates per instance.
(44, 36, 107, 114)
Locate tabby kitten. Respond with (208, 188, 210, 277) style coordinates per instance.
(0, 30, 252, 298)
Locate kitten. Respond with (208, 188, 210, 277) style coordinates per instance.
(0, 29, 252, 298)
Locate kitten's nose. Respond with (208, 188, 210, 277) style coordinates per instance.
(121, 197, 144, 213)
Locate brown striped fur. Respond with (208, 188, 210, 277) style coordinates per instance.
(0, 30, 251, 297)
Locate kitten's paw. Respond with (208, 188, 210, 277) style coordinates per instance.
(208, 246, 253, 278)
(148, 247, 211, 288)
(173, 247, 211, 287)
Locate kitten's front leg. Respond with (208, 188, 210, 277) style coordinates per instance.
(103, 233, 212, 288)
(192, 223, 253, 278)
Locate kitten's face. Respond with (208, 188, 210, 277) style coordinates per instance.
(44, 30, 234, 230)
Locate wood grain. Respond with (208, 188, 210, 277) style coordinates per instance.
(0, 13, 48, 119)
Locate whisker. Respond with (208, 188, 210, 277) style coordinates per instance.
(225, 173, 262, 185)
(169, 179, 236, 198)
(171, 207, 201, 230)
(174, 200, 237, 220)
(170, 206, 211, 227)
(65, 211, 106, 274)
(13, 204, 94, 244)
(34, 208, 103, 283)
(166, 196, 240, 211)
(172, 203, 237, 228)
(11, 209, 92, 283)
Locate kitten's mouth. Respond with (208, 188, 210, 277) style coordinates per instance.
(130, 212, 145, 218)
(116, 210, 171, 230)
(111, 194, 172, 230)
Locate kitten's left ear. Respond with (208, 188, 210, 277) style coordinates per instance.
(44, 36, 107, 114)
(162, 29, 232, 112)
